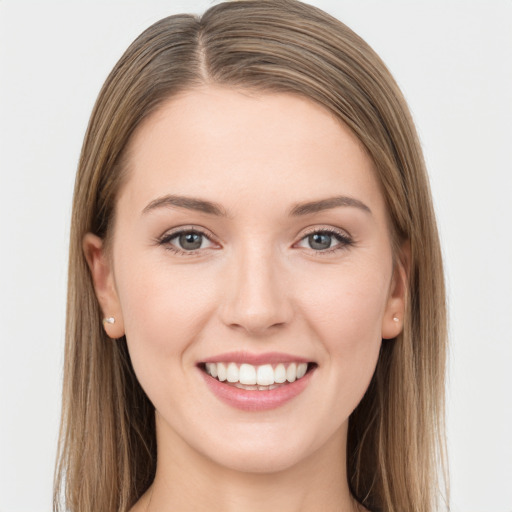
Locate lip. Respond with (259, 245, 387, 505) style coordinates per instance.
(200, 351, 311, 366)
(198, 357, 316, 412)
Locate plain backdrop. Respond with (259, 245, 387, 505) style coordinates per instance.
(1, 1, 511, 511)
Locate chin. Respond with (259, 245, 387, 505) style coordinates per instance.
(194, 418, 345, 475)
(204, 441, 312, 474)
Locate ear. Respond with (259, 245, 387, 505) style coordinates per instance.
(83, 233, 125, 339)
(381, 242, 410, 340)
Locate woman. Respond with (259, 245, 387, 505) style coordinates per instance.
(53, 1, 448, 511)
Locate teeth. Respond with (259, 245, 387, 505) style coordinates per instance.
(274, 363, 286, 383)
(234, 383, 259, 390)
(205, 363, 218, 378)
(217, 362, 227, 382)
(239, 363, 257, 385)
(257, 364, 274, 385)
(204, 361, 310, 387)
(286, 362, 297, 382)
(226, 362, 239, 383)
(296, 362, 307, 379)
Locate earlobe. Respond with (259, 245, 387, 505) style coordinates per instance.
(82, 233, 125, 339)
(382, 242, 410, 340)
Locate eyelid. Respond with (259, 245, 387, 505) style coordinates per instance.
(299, 225, 352, 239)
(155, 224, 354, 256)
(294, 225, 354, 254)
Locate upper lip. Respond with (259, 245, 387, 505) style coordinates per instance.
(200, 351, 312, 366)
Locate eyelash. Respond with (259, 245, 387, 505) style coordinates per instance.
(156, 226, 354, 256)
(157, 227, 216, 256)
(298, 227, 354, 255)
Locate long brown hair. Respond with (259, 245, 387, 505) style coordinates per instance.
(54, 1, 448, 511)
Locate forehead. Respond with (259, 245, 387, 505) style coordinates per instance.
(119, 85, 386, 219)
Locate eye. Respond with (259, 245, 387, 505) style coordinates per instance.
(296, 228, 353, 253)
(176, 231, 207, 250)
(158, 228, 216, 254)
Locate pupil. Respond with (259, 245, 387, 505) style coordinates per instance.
(309, 233, 331, 250)
(179, 232, 202, 250)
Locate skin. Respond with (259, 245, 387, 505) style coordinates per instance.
(84, 86, 407, 512)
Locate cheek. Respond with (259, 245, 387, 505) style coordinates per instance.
(296, 263, 389, 401)
(114, 255, 217, 371)
(299, 261, 390, 341)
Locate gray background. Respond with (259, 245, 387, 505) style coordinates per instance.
(1, 1, 511, 511)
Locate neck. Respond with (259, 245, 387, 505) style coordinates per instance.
(140, 411, 359, 512)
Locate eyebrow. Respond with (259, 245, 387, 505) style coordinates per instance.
(289, 196, 372, 216)
(142, 194, 228, 217)
(142, 194, 371, 217)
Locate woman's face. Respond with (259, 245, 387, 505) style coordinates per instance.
(86, 86, 405, 473)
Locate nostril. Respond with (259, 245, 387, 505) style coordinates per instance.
(227, 317, 287, 336)
(219, 270, 294, 335)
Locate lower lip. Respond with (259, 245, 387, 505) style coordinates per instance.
(199, 366, 315, 411)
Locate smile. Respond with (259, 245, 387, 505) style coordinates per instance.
(198, 354, 317, 411)
(203, 362, 309, 390)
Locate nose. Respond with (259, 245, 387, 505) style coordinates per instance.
(220, 246, 293, 336)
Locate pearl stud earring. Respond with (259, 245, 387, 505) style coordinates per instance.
(393, 316, 400, 322)
(103, 317, 115, 325)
